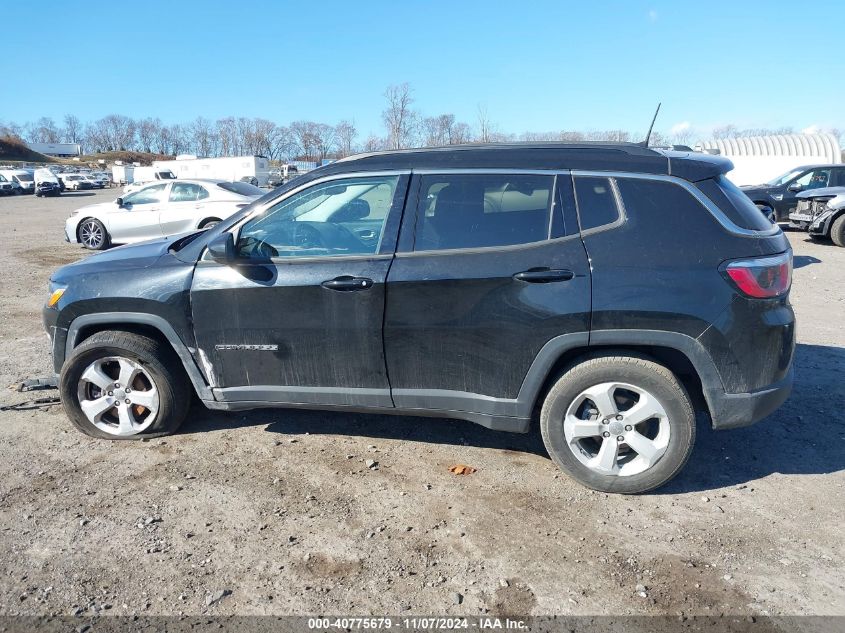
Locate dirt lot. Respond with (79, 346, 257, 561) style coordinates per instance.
(0, 190, 842, 623)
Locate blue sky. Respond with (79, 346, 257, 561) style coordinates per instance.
(3, 0, 843, 140)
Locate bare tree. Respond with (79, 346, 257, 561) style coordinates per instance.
(268, 125, 295, 161)
(335, 120, 357, 157)
(711, 124, 738, 139)
(216, 117, 237, 156)
(476, 105, 495, 143)
(290, 120, 322, 160)
(363, 134, 386, 152)
(422, 114, 455, 147)
(559, 130, 586, 142)
(137, 118, 161, 153)
(451, 122, 473, 145)
(62, 115, 83, 145)
(188, 117, 214, 157)
(382, 83, 416, 149)
(31, 117, 60, 143)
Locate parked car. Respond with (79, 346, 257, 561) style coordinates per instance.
(85, 174, 106, 189)
(35, 181, 61, 197)
(740, 164, 845, 222)
(239, 175, 259, 187)
(0, 174, 14, 195)
(61, 174, 94, 191)
(65, 179, 262, 250)
(0, 169, 35, 194)
(789, 187, 845, 246)
(43, 143, 794, 494)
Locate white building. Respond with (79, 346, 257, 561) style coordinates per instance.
(696, 133, 842, 186)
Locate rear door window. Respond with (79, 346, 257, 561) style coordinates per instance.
(413, 174, 553, 251)
(696, 176, 773, 231)
(573, 176, 622, 231)
(169, 182, 209, 202)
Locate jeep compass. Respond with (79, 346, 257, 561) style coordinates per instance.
(43, 143, 795, 493)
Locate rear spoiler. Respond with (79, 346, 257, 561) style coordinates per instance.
(654, 149, 734, 182)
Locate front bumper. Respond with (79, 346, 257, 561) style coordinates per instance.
(708, 366, 793, 430)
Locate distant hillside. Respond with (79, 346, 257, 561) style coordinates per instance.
(0, 135, 57, 163)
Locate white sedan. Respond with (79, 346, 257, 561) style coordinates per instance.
(66, 179, 263, 250)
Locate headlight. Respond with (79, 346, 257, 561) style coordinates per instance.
(47, 284, 66, 308)
(771, 194, 784, 201)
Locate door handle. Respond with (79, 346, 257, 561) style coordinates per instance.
(513, 268, 575, 283)
(321, 276, 374, 291)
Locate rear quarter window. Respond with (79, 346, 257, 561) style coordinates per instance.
(696, 176, 773, 231)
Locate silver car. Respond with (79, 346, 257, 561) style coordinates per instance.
(65, 179, 263, 250)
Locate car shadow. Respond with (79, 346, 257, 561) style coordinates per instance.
(663, 342, 845, 493)
(178, 342, 845, 492)
(60, 192, 96, 197)
(793, 255, 822, 269)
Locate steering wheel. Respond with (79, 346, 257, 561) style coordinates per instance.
(238, 236, 279, 258)
(291, 223, 326, 249)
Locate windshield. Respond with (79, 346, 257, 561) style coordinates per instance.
(766, 169, 804, 187)
(158, 171, 176, 180)
(217, 181, 263, 196)
(17, 173, 34, 182)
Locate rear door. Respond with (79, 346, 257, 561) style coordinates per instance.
(384, 170, 591, 418)
(159, 182, 212, 235)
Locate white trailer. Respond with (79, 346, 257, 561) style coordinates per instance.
(26, 142, 81, 157)
(111, 165, 134, 185)
(153, 156, 271, 186)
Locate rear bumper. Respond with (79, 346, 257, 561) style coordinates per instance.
(708, 365, 793, 430)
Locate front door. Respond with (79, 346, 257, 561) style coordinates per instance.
(384, 171, 591, 419)
(190, 172, 409, 408)
(108, 182, 169, 242)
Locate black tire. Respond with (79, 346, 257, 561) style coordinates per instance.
(830, 214, 845, 247)
(59, 331, 191, 440)
(540, 353, 695, 494)
(77, 218, 110, 250)
(199, 217, 222, 229)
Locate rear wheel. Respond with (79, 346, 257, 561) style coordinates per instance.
(78, 218, 110, 250)
(59, 331, 191, 440)
(540, 354, 695, 494)
(830, 214, 845, 247)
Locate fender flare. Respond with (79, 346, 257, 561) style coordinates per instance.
(64, 312, 213, 400)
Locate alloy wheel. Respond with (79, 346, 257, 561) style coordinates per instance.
(76, 356, 160, 436)
(79, 221, 104, 249)
(563, 382, 670, 477)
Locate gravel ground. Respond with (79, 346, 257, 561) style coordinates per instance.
(0, 189, 842, 622)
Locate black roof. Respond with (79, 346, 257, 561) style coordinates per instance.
(313, 142, 733, 182)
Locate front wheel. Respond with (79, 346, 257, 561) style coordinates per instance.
(830, 214, 845, 247)
(199, 217, 222, 229)
(540, 354, 695, 494)
(59, 331, 191, 440)
(78, 218, 110, 250)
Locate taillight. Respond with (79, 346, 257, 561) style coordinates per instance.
(724, 252, 792, 299)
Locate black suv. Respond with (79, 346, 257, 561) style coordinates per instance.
(740, 163, 845, 222)
(43, 143, 795, 493)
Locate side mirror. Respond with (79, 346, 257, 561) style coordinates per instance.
(116, 197, 124, 207)
(787, 182, 803, 193)
(207, 232, 235, 263)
